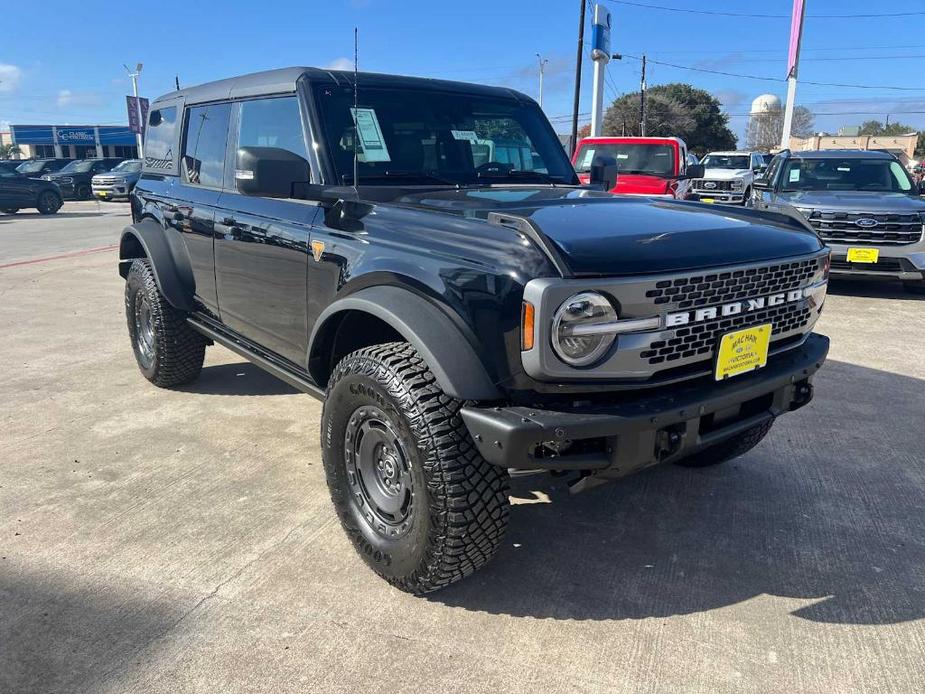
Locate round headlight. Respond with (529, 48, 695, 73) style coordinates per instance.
(551, 291, 618, 366)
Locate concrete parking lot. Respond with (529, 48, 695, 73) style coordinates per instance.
(2, 202, 924, 694)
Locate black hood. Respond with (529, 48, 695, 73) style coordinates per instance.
(393, 187, 823, 276)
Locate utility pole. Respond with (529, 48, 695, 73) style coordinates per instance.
(639, 54, 647, 137)
(124, 63, 145, 158)
(536, 54, 549, 108)
(780, 0, 806, 149)
(571, 0, 587, 156)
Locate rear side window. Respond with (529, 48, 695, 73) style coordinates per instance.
(182, 103, 232, 188)
(237, 96, 308, 161)
(144, 106, 178, 171)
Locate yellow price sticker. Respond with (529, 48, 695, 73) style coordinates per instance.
(715, 324, 772, 381)
(846, 247, 879, 264)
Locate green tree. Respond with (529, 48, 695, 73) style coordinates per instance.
(0, 143, 22, 159)
(858, 119, 917, 136)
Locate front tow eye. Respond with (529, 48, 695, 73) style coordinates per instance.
(791, 380, 814, 411)
(655, 424, 686, 461)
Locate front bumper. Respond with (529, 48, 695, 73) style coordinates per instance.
(92, 183, 130, 200)
(828, 242, 925, 281)
(462, 333, 828, 476)
(689, 190, 745, 204)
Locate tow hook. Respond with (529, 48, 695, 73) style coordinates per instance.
(655, 424, 686, 461)
(791, 380, 814, 411)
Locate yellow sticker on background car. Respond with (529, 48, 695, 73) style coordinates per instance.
(715, 324, 772, 381)
(700, 198, 715, 204)
(846, 247, 879, 264)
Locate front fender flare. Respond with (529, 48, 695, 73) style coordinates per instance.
(309, 286, 503, 401)
(119, 219, 196, 312)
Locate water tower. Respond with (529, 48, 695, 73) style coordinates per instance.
(751, 94, 782, 116)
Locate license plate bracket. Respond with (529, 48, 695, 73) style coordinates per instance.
(714, 323, 772, 381)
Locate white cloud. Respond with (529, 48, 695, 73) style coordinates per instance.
(0, 64, 23, 92)
(56, 89, 101, 108)
(325, 57, 355, 71)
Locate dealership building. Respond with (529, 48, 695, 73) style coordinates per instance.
(1, 124, 138, 160)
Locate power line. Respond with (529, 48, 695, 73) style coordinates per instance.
(603, 0, 925, 19)
(618, 53, 925, 91)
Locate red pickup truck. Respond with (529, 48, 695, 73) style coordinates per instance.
(573, 136, 700, 199)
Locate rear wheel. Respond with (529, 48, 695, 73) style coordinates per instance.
(1, 207, 19, 214)
(125, 258, 206, 387)
(322, 342, 510, 594)
(674, 418, 774, 468)
(36, 190, 62, 215)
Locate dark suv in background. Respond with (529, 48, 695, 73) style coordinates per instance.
(752, 149, 925, 294)
(43, 157, 124, 200)
(15, 158, 74, 179)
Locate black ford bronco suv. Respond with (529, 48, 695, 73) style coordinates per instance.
(121, 67, 830, 593)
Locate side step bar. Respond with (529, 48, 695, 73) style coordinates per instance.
(187, 317, 325, 400)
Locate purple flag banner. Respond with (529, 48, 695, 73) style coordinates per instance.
(786, 0, 806, 78)
(126, 96, 150, 136)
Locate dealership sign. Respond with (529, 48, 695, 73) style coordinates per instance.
(57, 127, 96, 144)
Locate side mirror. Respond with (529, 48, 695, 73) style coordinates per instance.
(590, 155, 618, 191)
(753, 177, 771, 190)
(235, 146, 310, 198)
(685, 164, 705, 179)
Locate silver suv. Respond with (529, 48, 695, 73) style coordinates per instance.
(751, 149, 925, 294)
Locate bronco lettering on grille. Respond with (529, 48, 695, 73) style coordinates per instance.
(665, 289, 804, 327)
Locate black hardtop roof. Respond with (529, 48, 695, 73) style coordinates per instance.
(790, 149, 895, 160)
(154, 66, 532, 106)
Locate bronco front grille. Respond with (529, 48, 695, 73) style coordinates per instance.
(640, 303, 813, 365)
(644, 257, 819, 308)
(806, 210, 923, 245)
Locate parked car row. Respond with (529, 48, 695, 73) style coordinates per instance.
(0, 157, 141, 214)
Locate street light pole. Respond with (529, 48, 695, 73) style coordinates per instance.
(570, 0, 587, 156)
(124, 63, 145, 158)
(536, 53, 549, 108)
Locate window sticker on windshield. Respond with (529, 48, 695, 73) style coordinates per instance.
(837, 166, 850, 172)
(616, 153, 629, 159)
(578, 149, 596, 168)
(350, 108, 391, 162)
(789, 168, 801, 183)
(451, 130, 478, 142)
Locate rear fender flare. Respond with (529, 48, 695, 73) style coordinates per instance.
(118, 219, 196, 312)
(309, 286, 502, 401)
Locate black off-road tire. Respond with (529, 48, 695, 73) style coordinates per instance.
(1, 207, 19, 214)
(674, 417, 775, 468)
(75, 183, 92, 200)
(322, 342, 510, 594)
(125, 258, 206, 387)
(36, 190, 62, 215)
(902, 280, 925, 295)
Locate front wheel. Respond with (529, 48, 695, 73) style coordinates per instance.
(674, 418, 774, 468)
(322, 342, 510, 594)
(125, 258, 206, 387)
(36, 191, 62, 215)
(75, 183, 92, 200)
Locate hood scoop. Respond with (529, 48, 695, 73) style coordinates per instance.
(487, 212, 573, 278)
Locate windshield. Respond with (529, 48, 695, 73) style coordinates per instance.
(312, 84, 577, 186)
(111, 160, 141, 172)
(574, 143, 675, 176)
(701, 155, 750, 170)
(16, 160, 46, 173)
(59, 160, 97, 173)
(781, 158, 915, 193)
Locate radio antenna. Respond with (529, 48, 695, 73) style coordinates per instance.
(352, 27, 359, 194)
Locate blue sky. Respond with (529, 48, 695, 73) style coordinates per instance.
(2, 0, 924, 144)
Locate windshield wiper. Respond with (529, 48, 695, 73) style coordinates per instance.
(476, 170, 563, 185)
(341, 170, 459, 186)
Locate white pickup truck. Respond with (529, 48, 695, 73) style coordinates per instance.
(691, 151, 766, 205)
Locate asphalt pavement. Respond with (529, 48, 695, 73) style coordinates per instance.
(1, 202, 924, 693)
